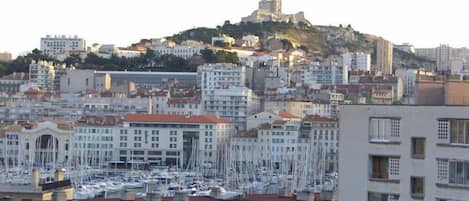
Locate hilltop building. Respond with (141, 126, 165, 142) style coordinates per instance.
(242, 0, 310, 25)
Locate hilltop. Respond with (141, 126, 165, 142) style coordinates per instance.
(167, 21, 435, 68)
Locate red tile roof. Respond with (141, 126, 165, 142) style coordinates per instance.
(278, 111, 300, 119)
(303, 115, 337, 122)
(124, 114, 230, 124)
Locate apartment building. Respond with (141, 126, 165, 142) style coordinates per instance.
(152, 42, 205, 59)
(231, 115, 339, 175)
(376, 38, 393, 75)
(264, 99, 332, 118)
(303, 63, 348, 87)
(339, 105, 469, 201)
(197, 63, 246, 91)
(73, 116, 118, 167)
(115, 114, 234, 170)
(29, 60, 56, 91)
(342, 52, 371, 72)
(437, 44, 453, 72)
(203, 86, 261, 131)
(40, 35, 86, 57)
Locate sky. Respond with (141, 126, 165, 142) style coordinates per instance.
(1, 0, 468, 56)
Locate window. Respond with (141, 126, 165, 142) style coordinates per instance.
(369, 118, 400, 141)
(450, 119, 469, 144)
(438, 120, 449, 140)
(370, 156, 399, 180)
(448, 160, 469, 185)
(411, 138, 425, 159)
(410, 177, 424, 199)
(437, 159, 449, 182)
(367, 192, 399, 201)
(371, 156, 388, 179)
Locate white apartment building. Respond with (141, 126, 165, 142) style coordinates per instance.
(40, 35, 86, 57)
(300, 115, 339, 173)
(303, 63, 348, 87)
(152, 44, 205, 59)
(29, 60, 56, 91)
(166, 98, 202, 116)
(339, 105, 469, 201)
(264, 99, 332, 118)
(230, 115, 339, 176)
(203, 86, 260, 131)
(0, 124, 22, 167)
(342, 52, 371, 71)
(197, 63, 246, 91)
(68, 96, 151, 116)
(115, 114, 234, 171)
(152, 91, 170, 114)
(116, 48, 143, 58)
(73, 116, 117, 168)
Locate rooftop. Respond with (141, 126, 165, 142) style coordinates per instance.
(124, 114, 230, 124)
(303, 115, 337, 122)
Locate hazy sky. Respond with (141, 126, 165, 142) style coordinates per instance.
(1, 0, 468, 56)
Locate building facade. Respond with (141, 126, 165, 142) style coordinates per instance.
(203, 86, 260, 131)
(303, 63, 348, 87)
(197, 63, 246, 91)
(376, 38, 393, 75)
(60, 69, 96, 93)
(29, 60, 56, 91)
(339, 105, 469, 201)
(40, 35, 86, 57)
(437, 44, 453, 72)
(0, 52, 12, 62)
(342, 52, 371, 72)
(115, 114, 234, 172)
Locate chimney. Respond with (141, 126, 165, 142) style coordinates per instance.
(174, 192, 189, 201)
(51, 191, 67, 201)
(121, 188, 136, 201)
(32, 168, 40, 188)
(55, 168, 64, 182)
(145, 192, 162, 201)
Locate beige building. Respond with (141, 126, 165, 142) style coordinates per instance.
(0, 52, 12, 62)
(339, 105, 469, 201)
(263, 99, 332, 118)
(59, 69, 96, 93)
(376, 38, 393, 75)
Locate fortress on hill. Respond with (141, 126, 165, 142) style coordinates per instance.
(241, 0, 310, 25)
